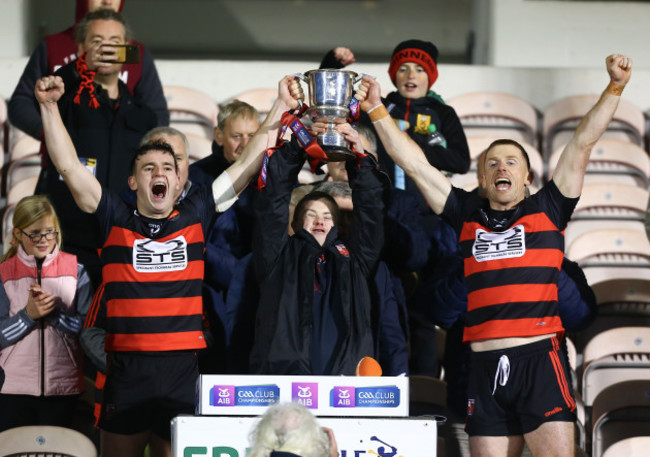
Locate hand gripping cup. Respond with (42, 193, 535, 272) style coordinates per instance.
(297, 69, 363, 161)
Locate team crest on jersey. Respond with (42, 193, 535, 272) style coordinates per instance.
(414, 114, 431, 134)
(335, 244, 350, 257)
(472, 224, 526, 262)
(133, 236, 188, 272)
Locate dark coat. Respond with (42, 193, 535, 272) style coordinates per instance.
(250, 141, 385, 375)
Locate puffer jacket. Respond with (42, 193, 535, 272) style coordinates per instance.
(0, 245, 93, 396)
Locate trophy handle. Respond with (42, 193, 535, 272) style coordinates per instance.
(355, 73, 376, 84)
(293, 73, 308, 108)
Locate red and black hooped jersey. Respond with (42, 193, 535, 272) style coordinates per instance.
(95, 186, 216, 352)
(443, 181, 578, 343)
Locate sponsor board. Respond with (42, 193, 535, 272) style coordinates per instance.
(172, 415, 436, 457)
(197, 375, 408, 417)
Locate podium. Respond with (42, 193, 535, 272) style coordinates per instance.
(171, 375, 437, 456)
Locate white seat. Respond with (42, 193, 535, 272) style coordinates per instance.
(228, 87, 277, 116)
(565, 183, 648, 249)
(543, 94, 645, 161)
(6, 175, 38, 206)
(164, 85, 218, 140)
(602, 436, 650, 457)
(548, 139, 650, 189)
(581, 327, 650, 406)
(591, 380, 650, 457)
(447, 91, 540, 147)
(185, 132, 213, 163)
(0, 425, 97, 457)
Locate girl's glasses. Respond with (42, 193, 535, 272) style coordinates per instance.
(21, 230, 58, 244)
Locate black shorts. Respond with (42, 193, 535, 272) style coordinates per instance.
(465, 336, 576, 437)
(98, 351, 198, 440)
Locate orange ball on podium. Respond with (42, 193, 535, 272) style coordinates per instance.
(355, 356, 382, 376)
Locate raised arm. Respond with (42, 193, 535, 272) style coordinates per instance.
(553, 54, 632, 198)
(223, 76, 303, 195)
(355, 76, 452, 214)
(35, 76, 102, 213)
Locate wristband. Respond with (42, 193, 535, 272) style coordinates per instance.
(606, 81, 625, 96)
(367, 104, 390, 123)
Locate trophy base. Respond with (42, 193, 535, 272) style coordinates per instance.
(322, 145, 356, 162)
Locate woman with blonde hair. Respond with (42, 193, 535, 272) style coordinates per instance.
(248, 402, 337, 457)
(0, 195, 93, 431)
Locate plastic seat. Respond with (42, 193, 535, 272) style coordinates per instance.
(228, 87, 277, 116)
(0, 425, 97, 457)
(9, 134, 40, 161)
(548, 139, 650, 188)
(543, 94, 645, 161)
(591, 380, 650, 457)
(581, 327, 650, 407)
(2, 203, 15, 253)
(164, 85, 218, 140)
(602, 436, 650, 457)
(564, 183, 648, 249)
(6, 175, 38, 206)
(409, 375, 447, 417)
(566, 228, 650, 285)
(5, 152, 41, 196)
(185, 132, 213, 163)
(447, 92, 540, 147)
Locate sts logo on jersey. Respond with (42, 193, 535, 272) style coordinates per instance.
(133, 236, 188, 272)
(472, 224, 526, 262)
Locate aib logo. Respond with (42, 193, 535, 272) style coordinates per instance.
(210, 386, 235, 406)
(292, 382, 318, 408)
(331, 386, 355, 408)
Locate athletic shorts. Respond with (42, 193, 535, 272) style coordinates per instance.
(465, 336, 576, 436)
(98, 351, 198, 440)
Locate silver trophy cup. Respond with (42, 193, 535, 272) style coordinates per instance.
(298, 69, 361, 161)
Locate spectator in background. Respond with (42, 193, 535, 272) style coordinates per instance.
(8, 0, 168, 140)
(34, 9, 160, 287)
(189, 100, 261, 373)
(0, 195, 93, 432)
(248, 402, 338, 457)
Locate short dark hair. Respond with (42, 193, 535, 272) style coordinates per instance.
(484, 139, 531, 171)
(75, 8, 131, 44)
(290, 191, 340, 235)
(129, 140, 178, 176)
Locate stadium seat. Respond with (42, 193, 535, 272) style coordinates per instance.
(543, 94, 645, 161)
(601, 436, 650, 457)
(564, 182, 648, 249)
(9, 134, 40, 161)
(409, 375, 447, 417)
(164, 85, 218, 140)
(446, 92, 540, 147)
(591, 380, 650, 457)
(566, 228, 650, 285)
(228, 87, 277, 116)
(581, 327, 650, 407)
(6, 175, 38, 206)
(5, 152, 41, 196)
(0, 425, 97, 457)
(547, 139, 649, 188)
(185, 132, 213, 163)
